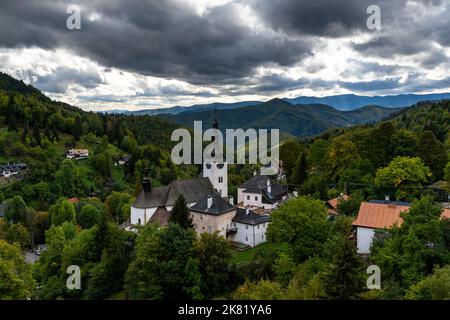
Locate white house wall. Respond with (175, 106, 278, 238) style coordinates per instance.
(242, 191, 263, 207)
(229, 221, 269, 247)
(356, 226, 376, 254)
(237, 188, 245, 203)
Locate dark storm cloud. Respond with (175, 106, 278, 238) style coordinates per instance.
(352, 35, 431, 58)
(338, 78, 403, 92)
(250, 0, 406, 37)
(218, 74, 335, 96)
(350, 0, 450, 65)
(0, 0, 449, 98)
(0, 0, 311, 85)
(420, 49, 449, 68)
(33, 67, 103, 93)
(340, 60, 403, 78)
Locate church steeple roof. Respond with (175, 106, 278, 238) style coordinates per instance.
(142, 166, 152, 193)
(212, 106, 218, 129)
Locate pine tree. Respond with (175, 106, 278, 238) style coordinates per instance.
(169, 195, 193, 229)
(323, 236, 365, 299)
(291, 152, 307, 185)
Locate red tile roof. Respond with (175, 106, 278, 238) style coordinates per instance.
(327, 195, 350, 210)
(67, 197, 80, 203)
(353, 202, 450, 229)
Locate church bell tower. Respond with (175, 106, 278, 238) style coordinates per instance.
(203, 114, 228, 198)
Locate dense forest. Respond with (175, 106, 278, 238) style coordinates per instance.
(1, 72, 450, 300)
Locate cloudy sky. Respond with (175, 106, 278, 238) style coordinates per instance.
(0, 0, 449, 111)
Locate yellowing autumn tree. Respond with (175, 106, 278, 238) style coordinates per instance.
(375, 156, 432, 200)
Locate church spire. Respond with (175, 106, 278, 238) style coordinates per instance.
(142, 166, 151, 193)
(212, 106, 218, 129)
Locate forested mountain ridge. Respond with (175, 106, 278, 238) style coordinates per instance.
(280, 99, 450, 204)
(0, 72, 197, 207)
(161, 98, 402, 137)
(0, 72, 45, 97)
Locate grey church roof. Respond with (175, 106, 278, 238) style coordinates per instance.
(132, 177, 215, 209)
(232, 208, 270, 225)
(190, 192, 235, 215)
(239, 175, 287, 203)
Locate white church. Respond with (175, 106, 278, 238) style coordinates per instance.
(129, 119, 287, 247)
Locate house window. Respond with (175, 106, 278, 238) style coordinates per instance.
(257, 225, 260, 230)
(234, 223, 236, 227)
(246, 225, 248, 230)
(138, 218, 141, 225)
(247, 195, 250, 200)
(208, 226, 212, 233)
(246, 236, 248, 241)
(262, 234, 264, 240)
(255, 196, 258, 201)
(218, 176, 223, 183)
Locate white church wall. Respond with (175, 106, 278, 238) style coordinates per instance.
(131, 206, 157, 225)
(203, 162, 228, 197)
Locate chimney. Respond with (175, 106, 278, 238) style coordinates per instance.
(246, 207, 250, 215)
(267, 179, 271, 194)
(207, 195, 213, 209)
(229, 197, 234, 205)
(385, 195, 390, 202)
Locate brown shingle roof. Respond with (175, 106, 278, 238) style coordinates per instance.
(353, 202, 450, 229)
(353, 202, 408, 229)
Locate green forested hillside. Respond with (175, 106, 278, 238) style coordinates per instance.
(161, 98, 401, 137)
(280, 99, 450, 202)
(0, 72, 196, 207)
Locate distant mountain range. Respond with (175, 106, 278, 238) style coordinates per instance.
(104, 101, 262, 116)
(284, 93, 450, 111)
(160, 98, 403, 138)
(105, 92, 450, 116)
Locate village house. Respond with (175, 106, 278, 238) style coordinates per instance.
(237, 174, 288, 210)
(326, 194, 350, 216)
(66, 149, 89, 159)
(229, 208, 270, 247)
(0, 163, 28, 178)
(118, 154, 131, 166)
(353, 199, 450, 254)
(190, 192, 236, 237)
